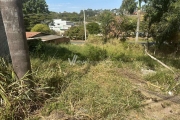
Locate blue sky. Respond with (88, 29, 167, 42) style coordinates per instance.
(46, 0, 123, 13)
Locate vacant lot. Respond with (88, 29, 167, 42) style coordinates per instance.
(1, 39, 180, 120)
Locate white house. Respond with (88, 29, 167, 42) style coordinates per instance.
(49, 19, 74, 35)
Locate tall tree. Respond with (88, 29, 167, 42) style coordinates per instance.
(120, 0, 137, 14)
(22, 0, 49, 14)
(0, 0, 32, 81)
(135, 0, 147, 43)
(22, 0, 50, 31)
(144, 0, 180, 47)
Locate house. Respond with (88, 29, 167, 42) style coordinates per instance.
(26, 32, 70, 44)
(49, 19, 74, 35)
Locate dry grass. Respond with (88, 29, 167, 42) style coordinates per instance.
(41, 61, 143, 119)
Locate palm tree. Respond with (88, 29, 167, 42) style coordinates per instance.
(135, 0, 147, 43)
(0, 0, 32, 82)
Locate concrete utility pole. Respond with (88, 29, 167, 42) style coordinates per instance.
(0, 0, 32, 80)
(0, 12, 10, 60)
(135, 0, 141, 43)
(83, 9, 87, 41)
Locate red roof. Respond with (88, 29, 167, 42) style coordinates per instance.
(26, 32, 41, 38)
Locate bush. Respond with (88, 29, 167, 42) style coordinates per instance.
(31, 24, 51, 34)
(64, 25, 88, 40)
(86, 22, 101, 34)
(27, 39, 45, 53)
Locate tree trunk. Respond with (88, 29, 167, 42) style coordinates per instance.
(0, 0, 31, 80)
(0, 12, 10, 60)
(135, 9, 140, 43)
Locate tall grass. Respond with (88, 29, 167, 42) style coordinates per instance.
(41, 62, 143, 119)
(0, 58, 35, 119)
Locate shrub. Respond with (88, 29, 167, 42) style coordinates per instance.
(64, 25, 88, 40)
(27, 39, 45, 53)
(31, 24, 51, 34)
(86, 22, 101, 34)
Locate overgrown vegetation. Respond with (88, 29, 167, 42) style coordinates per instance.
(1, 37, 180, 119)
(1, 0, 180, 119)
(144, 0, 180, 47)
(64, 25, 88, 40)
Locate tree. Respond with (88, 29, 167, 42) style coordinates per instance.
(108, 16, 136, 39)
(64, 26, 87, 40)
(120, 0, 137, 14)
(0, 0, 32, 81)
(31, 24, 51, 33)
(22, 0, 50, 31)
(99, 10, 115, 43)
(144, 0, 180, 47)
(86, 22, 101, 34)
(24, 13, 52, 31)
(59, 12, 82, 22)
(135, 0, 147, 43)
(22, 0, 49, 14)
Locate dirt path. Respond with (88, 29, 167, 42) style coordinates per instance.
(117, 68, 180, 120)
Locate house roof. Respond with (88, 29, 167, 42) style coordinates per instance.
(26, 32, 41, 38)
(38, 35, 65, 41)
(26, 31, 70, 42)
(26, 32, 50, 38)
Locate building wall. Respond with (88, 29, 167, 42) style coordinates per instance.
(0, 12, 10, 60)
(49, 19, 74, 34)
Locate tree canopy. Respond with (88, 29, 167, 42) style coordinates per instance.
(64, 26, 87, 40)
(86, 22, 101, 34)
(22, 0, 50, 31)
(144, 0, 180, 46)
(22, 0, 49, 14)
(120, 0, 137, 14)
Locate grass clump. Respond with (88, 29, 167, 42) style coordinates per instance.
(145, 71, 180, 94)
(84, 45, 107, 61)
(0, 59, 36, 120)
(86, 34, 103, 44)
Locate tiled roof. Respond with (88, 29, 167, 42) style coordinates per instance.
(26, 32, 41, 38)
